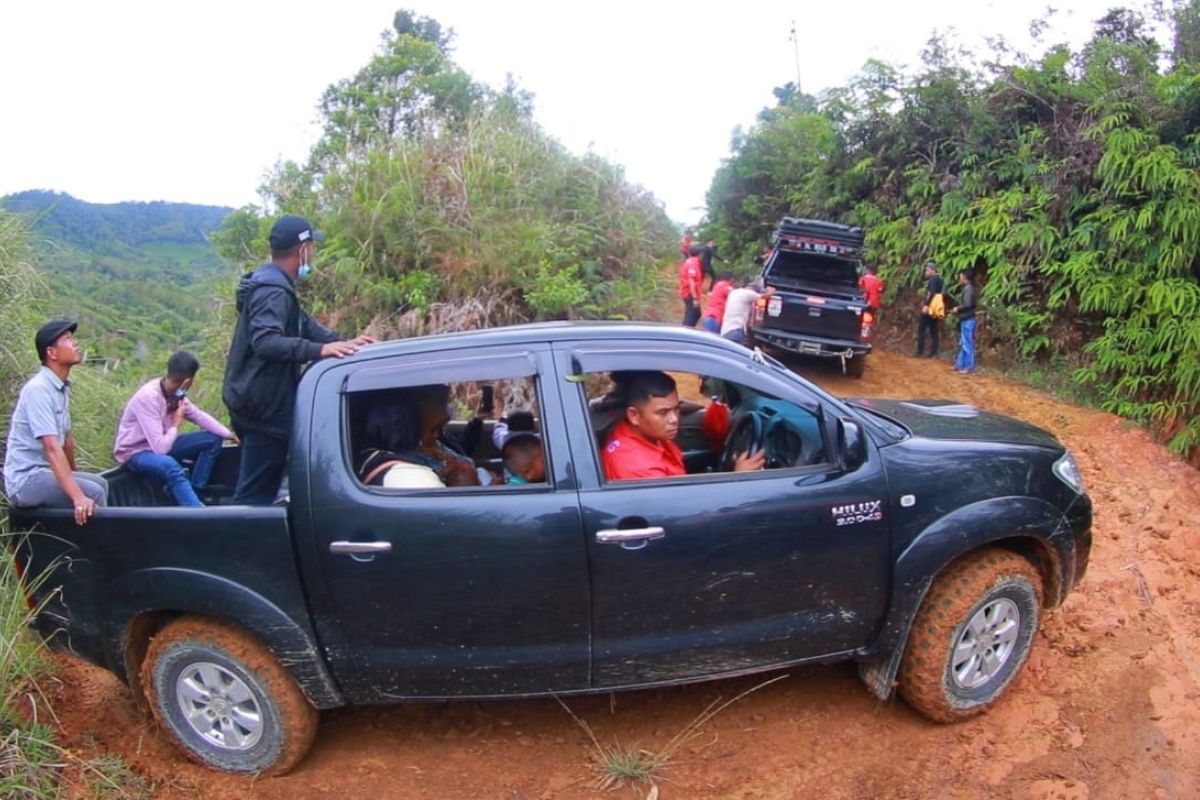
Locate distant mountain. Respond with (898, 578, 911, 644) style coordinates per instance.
(1, 190, 232, 253)
(0, 190, 237, 361)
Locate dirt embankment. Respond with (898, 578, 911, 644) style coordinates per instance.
(42, 348, 1200, 799)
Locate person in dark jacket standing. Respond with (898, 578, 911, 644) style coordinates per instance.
(915, 261, 945, 358)
(953, 268, 980, 374)
(224, 215, 375, 504)
(698, 239, 719, 289)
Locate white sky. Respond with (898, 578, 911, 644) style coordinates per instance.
(0, 0, 1141, 225)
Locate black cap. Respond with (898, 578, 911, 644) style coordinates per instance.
(268, 215, 325, 252)
(35, 320, 77, 361)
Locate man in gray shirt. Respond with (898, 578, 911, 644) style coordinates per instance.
(4, 320, 108, 525)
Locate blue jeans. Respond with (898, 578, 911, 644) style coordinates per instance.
(955, 317, 977, 372)
(700, 316, 720, 333)
(126, 432, 224, 507)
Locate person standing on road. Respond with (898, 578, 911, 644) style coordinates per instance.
(915, 261, 945, 358)
(720, 279, 773, 346)
(700, 272, 736, 334)
(953, 269, 980, 374)
(223, 215, 376, 504)
(114, 351, 238, 506)
(699, 239, 720, 289)
(3, 320, 108, 525)
(859, 264, 883, 313)
(679, 247, 703, 328)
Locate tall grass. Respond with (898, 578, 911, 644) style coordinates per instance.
(0, 211, 152, 797)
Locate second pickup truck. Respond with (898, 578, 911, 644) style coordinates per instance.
(751, 217, 875, 377)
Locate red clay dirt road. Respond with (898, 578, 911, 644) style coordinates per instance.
(42, 348, 1200, 799)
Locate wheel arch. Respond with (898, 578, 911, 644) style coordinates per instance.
(858, 496, 1074, 701)
(103, 568, 345, 711)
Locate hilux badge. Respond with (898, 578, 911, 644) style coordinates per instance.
(832, 499, 884, 526)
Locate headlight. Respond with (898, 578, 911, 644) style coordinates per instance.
(1053, 452, 1085, 494)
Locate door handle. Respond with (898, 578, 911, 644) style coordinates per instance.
(330, 541, 393, 555)
(595, 527, 665, 544)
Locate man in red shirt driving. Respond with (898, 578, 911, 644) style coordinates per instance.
(601, 371, 764, 481)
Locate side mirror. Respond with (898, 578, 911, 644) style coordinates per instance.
(837, 417, 867, 471)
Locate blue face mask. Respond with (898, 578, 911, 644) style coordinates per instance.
(298, 263, 312, 280)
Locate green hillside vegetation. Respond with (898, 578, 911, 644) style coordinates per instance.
(1, 190, 233, 363)
(704, 2, 1200, 460)
(214, 9, 678, 337)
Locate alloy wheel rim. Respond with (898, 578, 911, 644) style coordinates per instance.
(174, 661, 264, 751)
(950, 598, 1021, 690)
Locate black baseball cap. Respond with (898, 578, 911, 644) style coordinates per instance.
(35, 320, 77, 361)
(268, 215, 325, 251)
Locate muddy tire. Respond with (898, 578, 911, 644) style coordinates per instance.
(845, 357, 866, 379)
(140, 616, 319, 775)
(898, 549, 1043, 722)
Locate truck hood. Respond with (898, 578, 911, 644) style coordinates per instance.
(847, 398, 1063, 449)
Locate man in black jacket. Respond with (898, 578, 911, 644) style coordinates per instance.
(915, 261, 945, 358)
(224, 215, 375, 503)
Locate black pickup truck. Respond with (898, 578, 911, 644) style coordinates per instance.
(750, 217, 874, 377)
(10, 322, 1091, 775)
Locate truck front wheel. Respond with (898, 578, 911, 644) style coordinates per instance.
(140, 616, 319, 775)
(897, 549, 1043, 722)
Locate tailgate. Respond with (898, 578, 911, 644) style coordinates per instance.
(759, 290, 865, 342)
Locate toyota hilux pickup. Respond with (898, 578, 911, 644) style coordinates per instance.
(9, 322, 1091, 775)
(751, 217, 874, 376)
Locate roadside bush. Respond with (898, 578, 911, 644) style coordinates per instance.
(704, 3, 1200, 461)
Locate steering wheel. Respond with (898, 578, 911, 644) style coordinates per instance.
(720, 412, 765, 472)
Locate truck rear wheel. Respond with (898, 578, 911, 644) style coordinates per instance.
(844, 356, 866, 379)
(140, 616, 318, 775)
(897, 549, 1042, 722)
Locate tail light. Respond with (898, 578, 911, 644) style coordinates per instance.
(860, 311, 875, 341)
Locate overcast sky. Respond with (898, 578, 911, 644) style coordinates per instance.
(0, 0, 1143, 224)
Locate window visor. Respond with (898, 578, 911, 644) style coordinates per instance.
(344, 352, 538, 394)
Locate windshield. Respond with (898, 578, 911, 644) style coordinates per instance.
(766, 251, 859, 289)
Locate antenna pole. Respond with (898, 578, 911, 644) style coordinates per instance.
(789, 20, 802, 95)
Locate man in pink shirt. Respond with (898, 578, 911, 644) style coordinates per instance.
(114, 352, 237, 506)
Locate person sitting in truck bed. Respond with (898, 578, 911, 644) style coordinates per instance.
(113, 351, 238, 506)
(601, 371, 762, 481)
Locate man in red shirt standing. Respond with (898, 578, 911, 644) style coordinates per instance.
(680, 249, 703, 328)
(859, 264, 884, 313)
(601, 371, 763, 481)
